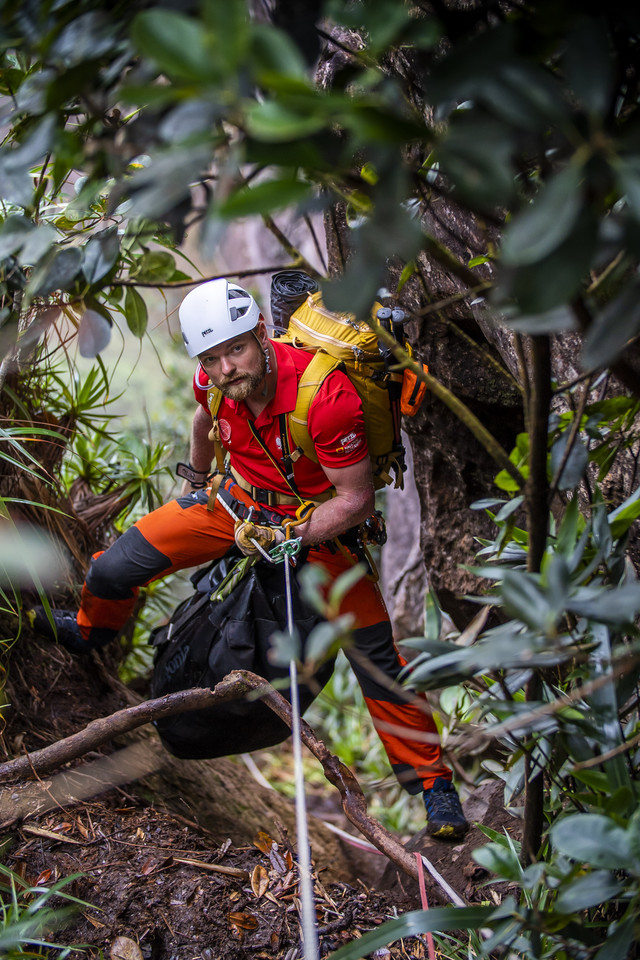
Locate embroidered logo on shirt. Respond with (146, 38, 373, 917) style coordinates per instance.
(337, 431, 363, 454)
(218, 419, 231, 443)
(275, 437, 282, 449)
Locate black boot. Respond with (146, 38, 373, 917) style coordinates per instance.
(30, 606, 92, 654)
(423, 777, 469, 839)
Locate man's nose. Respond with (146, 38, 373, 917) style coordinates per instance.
(220, 356, 236, 376)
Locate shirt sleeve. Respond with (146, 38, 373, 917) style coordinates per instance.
(193, 364, 210, 412)
(307, 369, 369, 468)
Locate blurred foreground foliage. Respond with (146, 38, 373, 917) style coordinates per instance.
(3, 1, 640, 957)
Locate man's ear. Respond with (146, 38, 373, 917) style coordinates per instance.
(255, 317, 269, 347)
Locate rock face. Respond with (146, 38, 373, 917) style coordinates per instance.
(380, 435, 428, 640)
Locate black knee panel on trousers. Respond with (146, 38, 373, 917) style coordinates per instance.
(346, 621, 408, 703)
(85, 527, 172, 599)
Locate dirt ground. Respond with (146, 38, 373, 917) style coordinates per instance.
(0, 631, 521, 959)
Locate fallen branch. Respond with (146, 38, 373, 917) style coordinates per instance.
(0, 671, 427, 887)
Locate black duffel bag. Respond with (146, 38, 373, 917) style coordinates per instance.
(149, 555, 334, 759)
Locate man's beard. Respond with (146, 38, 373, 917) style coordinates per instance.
(216, 350, 267, 401)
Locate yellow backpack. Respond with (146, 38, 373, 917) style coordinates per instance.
(280, 290, 406, 490)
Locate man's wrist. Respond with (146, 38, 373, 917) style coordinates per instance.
(176, 462, 212, 489)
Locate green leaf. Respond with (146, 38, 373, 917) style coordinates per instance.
(245, 100, 328, 141)
(0, 115, 55, 206)
(566, 582, 640, 626)
(502, 164, 583, 266)
(564, 17, 614, 116)
(498, 205, 598, 313)
(551, 814, 638, 872)
(494, 495, 524, 523)
(617, 156, 640, 223)
(583, 278, 640, 372)
(609, 484, 640, 539)
(550, 433, 589, 490)
(423, 586, 442, 644)
(437, 113, 516, 210)
(593, 918, 635, 960)
(556, 495, 581, 557)
(131, 10, 217, 82)
(250, 23, 307, 79)
(27, 246, 82, 297)
(82, 227, 120, 285)
(132, 250, 176, 283)
(124, 287, 148, 338)
(507, 306, 577, 335)
(571, 768, 611, 792)
(219, 178, 311, 218)
(328, 906, 494, 960)
(159, 101, 219, 144)
(500, 570, 551, 630)
(118, 145, 212, 221)
(18, 224, 58, 266)
(77, 307, 112, 358)
(555, 870, 624, 914)
(396, 260, 416, 292)
(304, 616, 352, 664)
(0, 215, 34, 259)
(473, 842, 522, 882)
(267, 626, 301, 667)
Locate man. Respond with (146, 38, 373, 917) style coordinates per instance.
(34, 278, 468, 839)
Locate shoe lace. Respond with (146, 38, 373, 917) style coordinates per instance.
(425, 787, 463, 819)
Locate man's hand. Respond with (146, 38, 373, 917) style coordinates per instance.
(234, 520, 285, 556)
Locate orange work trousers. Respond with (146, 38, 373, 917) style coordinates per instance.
(78, 481, 451, 793)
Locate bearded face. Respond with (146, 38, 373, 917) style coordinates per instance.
(199, 332, 268, 401)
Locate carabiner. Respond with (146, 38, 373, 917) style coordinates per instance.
(295, 500, 316, 524)
(270, 537, 302, 564)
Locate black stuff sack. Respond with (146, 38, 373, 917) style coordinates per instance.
(149, 556, 334, 759)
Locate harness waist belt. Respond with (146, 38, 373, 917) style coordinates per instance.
(230, 467, 334, 507)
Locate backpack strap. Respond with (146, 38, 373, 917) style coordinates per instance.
(205, 386, 228, 510)
(288, 351, 343, 464)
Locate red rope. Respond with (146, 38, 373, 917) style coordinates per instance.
(414, 852, 437, 960)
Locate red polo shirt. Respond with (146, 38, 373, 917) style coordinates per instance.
(193, 339, 368, 504)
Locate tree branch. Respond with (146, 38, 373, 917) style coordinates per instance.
(370, 316, 526, 489)
(112, 265, 295, 289)
(522, 334, 552, 867)
(261, 216, 325, 281)
(0, 671, 426, 887)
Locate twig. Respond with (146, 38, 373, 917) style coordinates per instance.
(445, 651, 640, 753)
(0, 671, 424, 885)
(261, 216, 324, 280)
(113, 265, 297, 289)
(573, 729, 640, 770)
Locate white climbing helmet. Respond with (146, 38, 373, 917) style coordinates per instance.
(179, 278, 261, 358)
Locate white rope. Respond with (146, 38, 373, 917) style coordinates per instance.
(284, 557, 320, 960)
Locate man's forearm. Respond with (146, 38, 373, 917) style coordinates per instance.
(189, 407, 217, 473)
(180, 407, 217, 494)
(296, 491, 373, 546)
